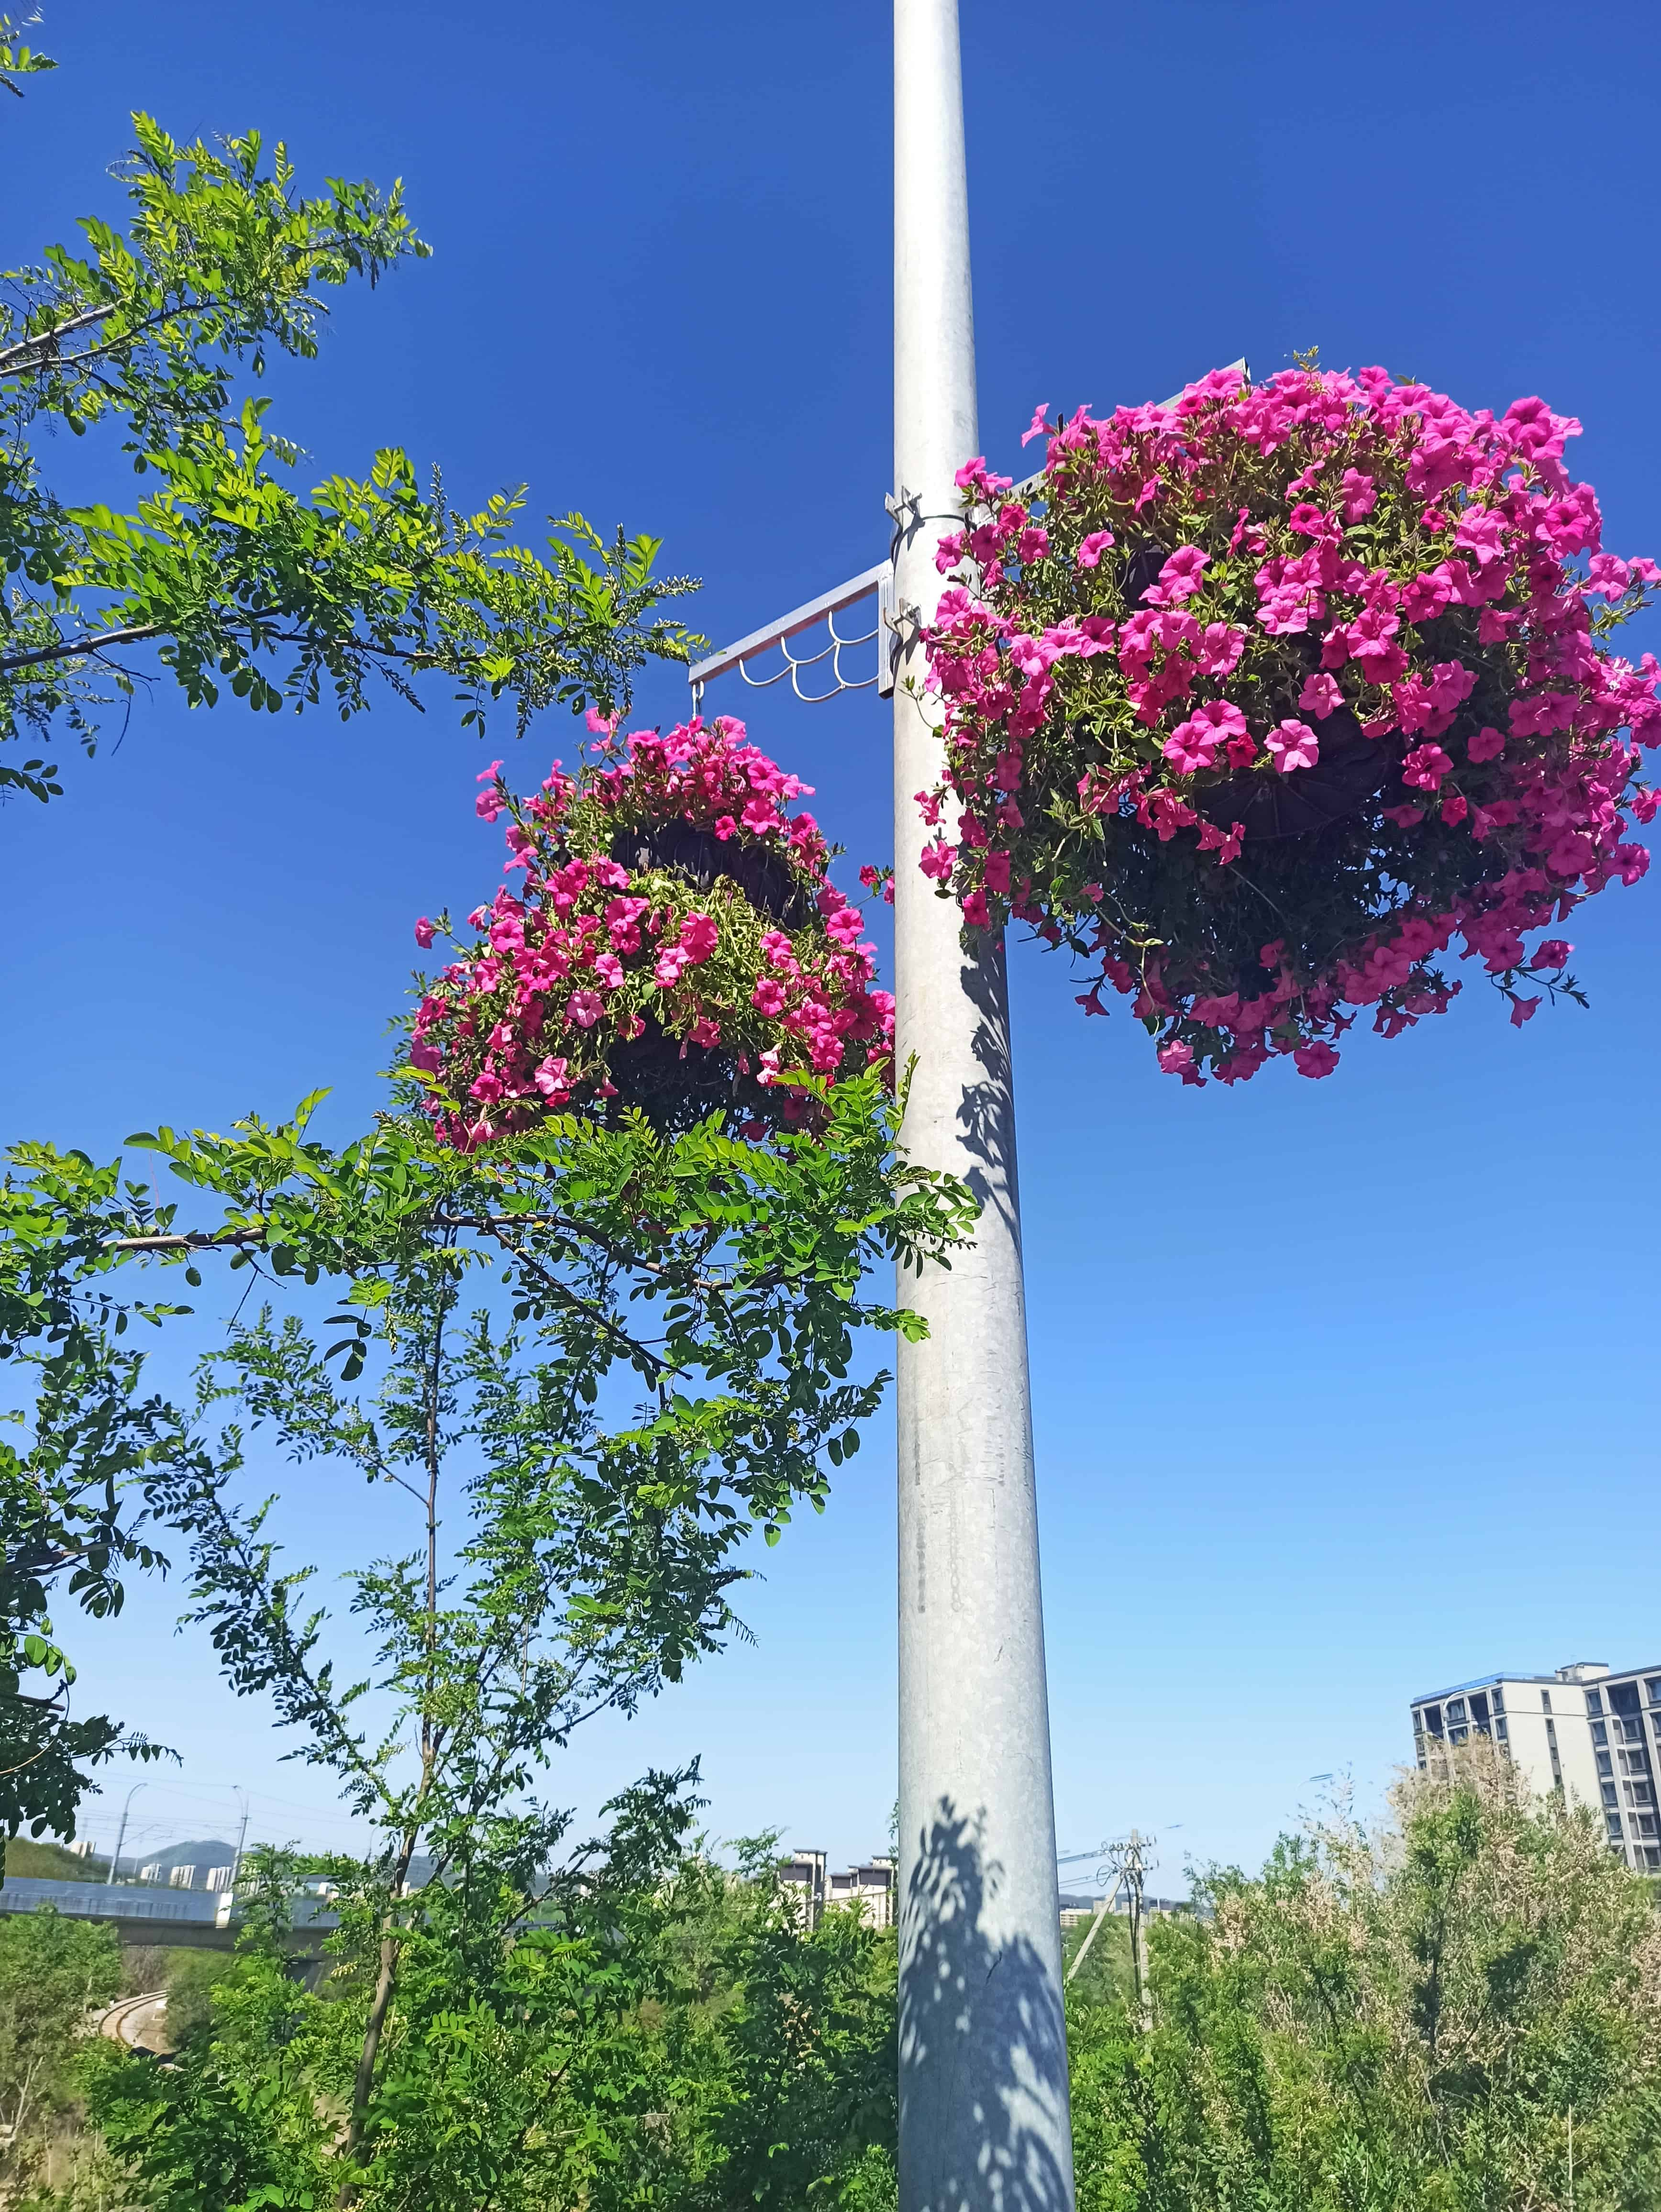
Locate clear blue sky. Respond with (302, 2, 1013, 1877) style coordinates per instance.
(5, 0, 1659, 1891)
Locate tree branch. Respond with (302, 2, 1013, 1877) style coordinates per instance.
(105, 1227, 266, 1253)
(0, 620, 170, 675)
(489, 1233, 670, 1377)
(0, 303, 117, 373)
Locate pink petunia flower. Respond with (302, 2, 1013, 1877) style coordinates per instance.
(1156, 1039, 1203, 1084)
(1340, 468, 1377, 522)
(1297, 672, 1344, 720)
(1267, 719, 1320, 774)
(678, 912, 720, 964)
(1401, 743, 1454, 791)
(1293, 1040, 1340, 1078)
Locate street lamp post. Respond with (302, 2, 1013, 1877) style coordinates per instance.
(106, 1781, 144, 1885)
(685, 9, 1076, 2201)
(891, 5, 1074, 2208)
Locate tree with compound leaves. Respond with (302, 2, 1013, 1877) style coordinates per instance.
(0, 24, 698, 804)
(0, 1079, 971, 2203)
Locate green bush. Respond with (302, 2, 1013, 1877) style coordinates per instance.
(1067, 1745, 1661, 2212)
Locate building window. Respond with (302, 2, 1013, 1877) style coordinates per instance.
(1587, 1690, 1605, 1715)
(1638, 1814, 1659, 1838)
(1412, 1708, 1424, 1735)
(1606, 1812, 1624, 1840)
(1471, 1692, 1491, 1726)
(1495, 1718, 1508, 1741)
(1541, 1690, 1553, 1713)
(1597, 1751, 1613, 1778)
(1610, 1681, 1641, 1718)
(1591, 1720, 1608, 1747)
(1646, 1678, 1661, 1705)
(1423, 1703, 1443, 1738)
(1446, 1698, 1468, 1723)
(1646, 1847, 1661, 1870)
(1449, 1726, 1469, 1747)
(1603, 1783, 1620, 1808)
(1491, 1687, 1506, 1714)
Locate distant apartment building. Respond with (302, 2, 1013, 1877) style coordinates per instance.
(778, 1850, 896, 1930)
(1412, 1659, 1661, 1873)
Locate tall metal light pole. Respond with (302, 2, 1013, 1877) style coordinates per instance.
(106, 1780, 144, 1885)
(685, 10, 1076, 2198)
(891, 4, 1074, 2206)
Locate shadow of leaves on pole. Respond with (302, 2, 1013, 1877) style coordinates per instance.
(950, 938, 1026, 1254)
(900, 1800, 1072, 2212)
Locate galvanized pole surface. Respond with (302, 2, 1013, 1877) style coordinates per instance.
(891, 5, 1074, 2208)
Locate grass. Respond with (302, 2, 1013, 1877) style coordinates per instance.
(3, 1836, 110, 1882)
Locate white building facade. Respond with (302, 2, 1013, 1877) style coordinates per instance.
(1412, 1659, 1661, 1873)
(778, 1851, 897, 1931)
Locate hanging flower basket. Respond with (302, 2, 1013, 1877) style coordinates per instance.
(407, 715, 894, 1147)
(920, 363, 1661, 1083)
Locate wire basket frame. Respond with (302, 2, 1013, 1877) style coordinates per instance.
(689, 560, 896, 711)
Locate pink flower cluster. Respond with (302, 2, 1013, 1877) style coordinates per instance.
(923, 364, 1660, 1084)
(408, 716, 893, 1148)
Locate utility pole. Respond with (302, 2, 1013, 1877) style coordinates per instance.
(106, 1781, 144, 1885)
(1118, 1831, 1153, 2035)
(229, 1788, 250, 1890)
(1065, 1868, 1124, 1986)
(892, 4, 1073, 2207)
